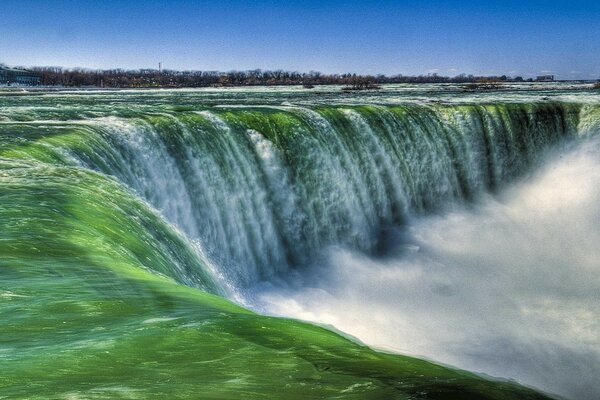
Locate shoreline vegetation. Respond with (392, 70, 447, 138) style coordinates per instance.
(2, 64, 596, 89)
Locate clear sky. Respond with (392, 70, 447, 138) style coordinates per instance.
(1, 0, 599, 79)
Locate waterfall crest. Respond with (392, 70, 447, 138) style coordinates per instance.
(0, 102, 585, 286)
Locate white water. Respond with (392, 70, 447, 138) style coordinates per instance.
(10, 95, 596, 397)
(25, 102, 579, 289)
(251, 137, 600, 400)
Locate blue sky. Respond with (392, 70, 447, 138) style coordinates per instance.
(1, 0, 599, 78)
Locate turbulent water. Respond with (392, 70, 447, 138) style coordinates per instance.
(1, 84, 599, 399)
(254, 135, 600, 399)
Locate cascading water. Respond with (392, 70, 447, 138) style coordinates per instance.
(1, 100, 581, 287)
(1, 86, 598, 400)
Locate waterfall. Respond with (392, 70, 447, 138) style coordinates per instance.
(0, 101, 584, 287)
(2, 90, 600, 399)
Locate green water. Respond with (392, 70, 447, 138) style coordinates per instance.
(2, 85, 597, 399)
(0, 161, 551, 400)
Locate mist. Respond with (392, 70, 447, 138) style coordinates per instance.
(250, 137, 600, 399)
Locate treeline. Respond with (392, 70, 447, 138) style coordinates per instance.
(28, 66, 529, 88)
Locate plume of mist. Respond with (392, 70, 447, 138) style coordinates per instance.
(251, 137, 600, 400)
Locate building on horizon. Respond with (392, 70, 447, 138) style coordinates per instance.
(535, 75, 555, 82)
(0, 66, 42, 86)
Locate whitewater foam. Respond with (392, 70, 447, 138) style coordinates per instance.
(252, 137, 600, 399)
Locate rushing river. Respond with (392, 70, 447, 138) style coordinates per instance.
(1, 84, 598, 399)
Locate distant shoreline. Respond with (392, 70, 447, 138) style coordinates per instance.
(1, 81, 598, 94)
(3, 65, 598, 90)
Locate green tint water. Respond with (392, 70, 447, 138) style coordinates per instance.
(2, 85, 597, 399)
(0, 161, 551, 400)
